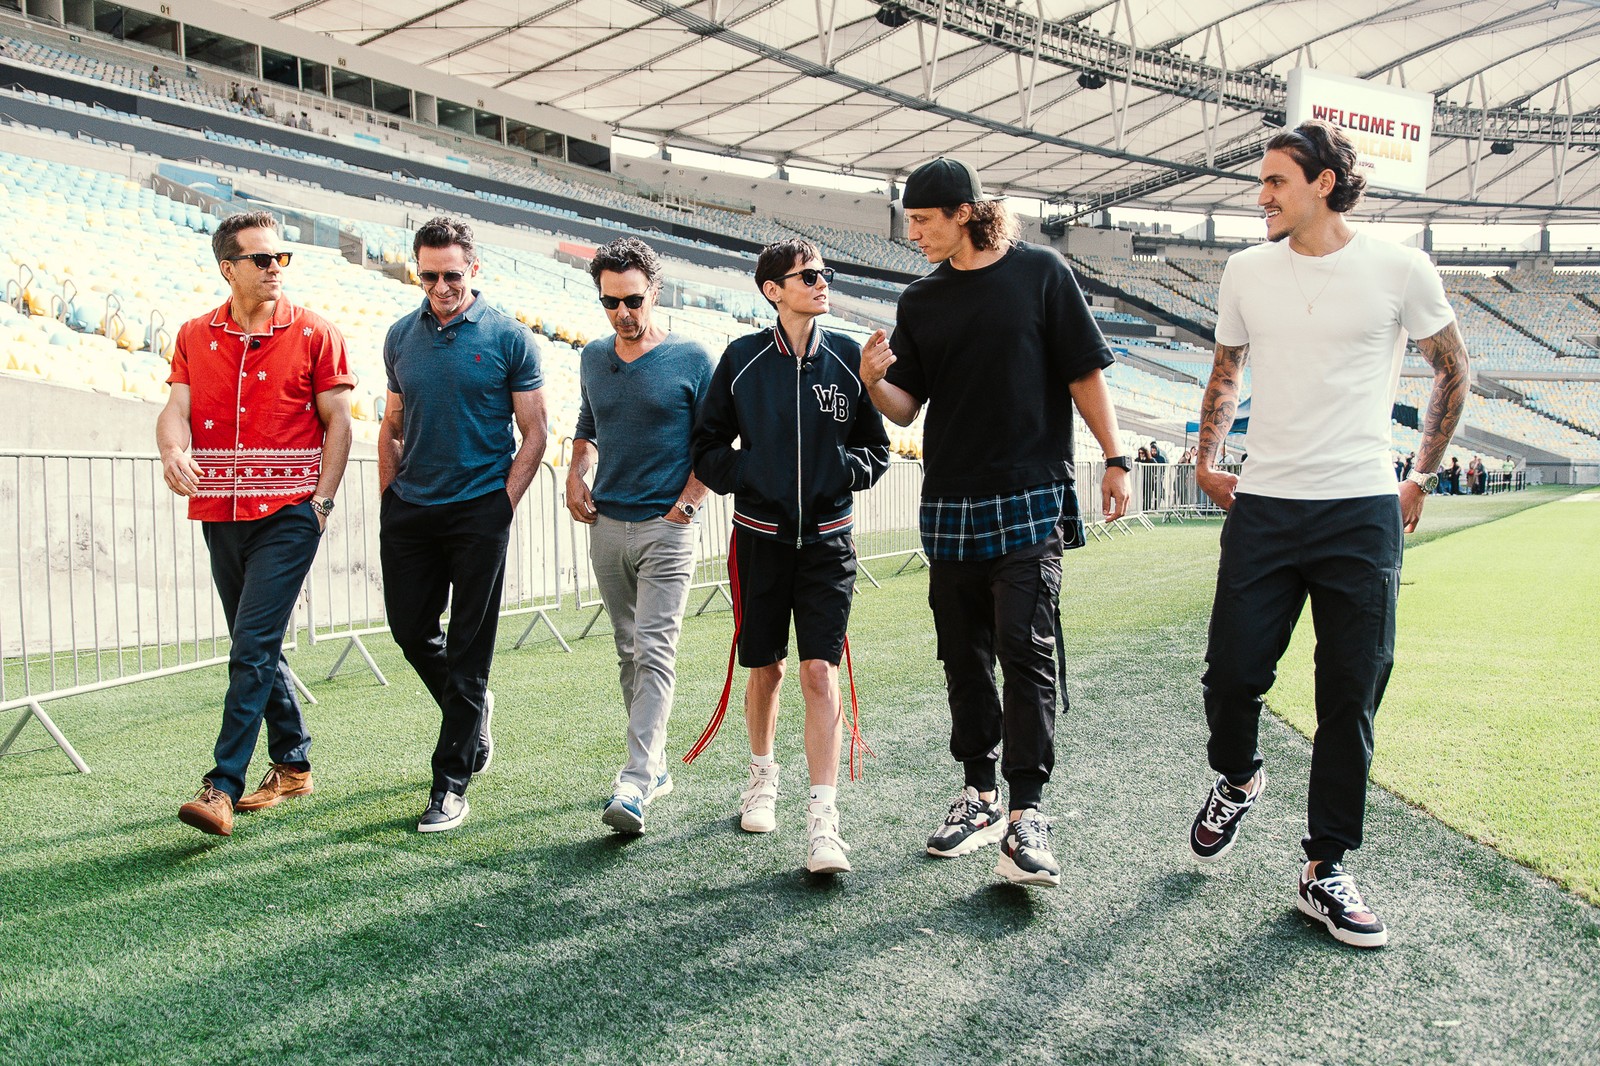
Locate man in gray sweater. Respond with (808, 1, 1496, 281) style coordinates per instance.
(568, 237, 715, 834)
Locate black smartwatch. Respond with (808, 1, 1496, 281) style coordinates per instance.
(1105, 456, 1133, 472)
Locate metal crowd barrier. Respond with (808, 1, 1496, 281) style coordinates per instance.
(0, 450, 313, 774)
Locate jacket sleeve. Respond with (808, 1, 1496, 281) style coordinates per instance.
(691, 347, 745, 496)
(843, 381, 892, 492)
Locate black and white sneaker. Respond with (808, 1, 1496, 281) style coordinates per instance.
(1297, 862, 1388, 948)
(927, 786, 1007, 858)
(1189, 769, 1264, 863)
(418, 790, 469, 833)
(473, 690, 495, 775)
(995, 810, 1060, 887)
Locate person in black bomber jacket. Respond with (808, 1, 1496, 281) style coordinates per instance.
(691, 238, 890, 875)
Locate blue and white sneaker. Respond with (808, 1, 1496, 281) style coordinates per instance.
(601, 783, 646, 834)
(645, 771, 674, 805)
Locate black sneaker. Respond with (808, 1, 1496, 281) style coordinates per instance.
(473, 690, 495, 775)
(418, 790, 469, 833)
(926, 786, 1007, 858)
(1189, 769, 1265, 863)
(1297, 862, 1388, 948)
(995, 810, 1060, 887)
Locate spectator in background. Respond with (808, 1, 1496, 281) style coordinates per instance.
(1149, 440, 1168, 463)
(1402, 452, 1415, 479)
(298, 111, 313, 131)
(1468, 455, 1484, 494)
(1446, 456, 1462, 495)
(149, 65, 164, 90)
(1137, 446, 1152, 463)
(1502, 455, 1516, 484)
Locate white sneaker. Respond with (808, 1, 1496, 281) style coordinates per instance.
(739, 762, 779, 833)
(806, 800, 852, 874)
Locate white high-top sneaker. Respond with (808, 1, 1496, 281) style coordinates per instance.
(806, 800, 852, 874)
(739, 762, 779, 833)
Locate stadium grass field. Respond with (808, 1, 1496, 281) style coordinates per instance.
(2, 485, 1596, 1064)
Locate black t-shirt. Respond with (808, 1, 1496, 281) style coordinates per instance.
(887, 241, 1113, 498)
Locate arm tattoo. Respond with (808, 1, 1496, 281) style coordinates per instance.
(1197, 342, 1248, 466)
(1413, 323, 1470, 474)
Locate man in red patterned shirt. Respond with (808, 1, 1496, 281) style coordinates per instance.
(157, 211, 355, 838)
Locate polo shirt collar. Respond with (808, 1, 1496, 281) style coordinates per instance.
(207, 298, 298, 337)
(419, 291, 487, 328)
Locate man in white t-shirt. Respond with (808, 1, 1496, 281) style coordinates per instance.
(1185, 120, 1469, 949)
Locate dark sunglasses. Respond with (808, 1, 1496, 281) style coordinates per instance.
(778, 267, 834, 287)
(599, 293, 648, 310)
(226, 252, 292, 269)
(418, 270, 467, 286)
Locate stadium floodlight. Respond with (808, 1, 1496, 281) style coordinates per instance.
(1490, 141, 1516, 155)
(1077, 71, 1107, 90)
(874, 4, 910, 27)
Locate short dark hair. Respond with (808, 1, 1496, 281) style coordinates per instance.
(212, 211, 280, 263)
(755, 238, 821, 309)
(589, 236, 662, 289)
(934, 199, 1020, 252)
(1265, 120, 1368, 213)
(413, 216, 476, 263)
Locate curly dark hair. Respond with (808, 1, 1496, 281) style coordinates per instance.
(755, 238, 823, 309)
(1266, 120, 1368, 213)
(211, 211, 280, 263)
(588, 236, 662, 289)
(942, 199, 1020, 252)
(412, 216, 477, 263)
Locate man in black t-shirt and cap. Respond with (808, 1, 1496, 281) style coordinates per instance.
(860, 157, 1132, 888)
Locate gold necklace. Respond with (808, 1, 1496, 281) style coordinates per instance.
(1287, 233, 1354, 315)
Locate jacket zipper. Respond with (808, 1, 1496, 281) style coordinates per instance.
(794, 336, 804, 548)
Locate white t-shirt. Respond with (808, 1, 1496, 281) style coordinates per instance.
(1215, 230, 1456, 499)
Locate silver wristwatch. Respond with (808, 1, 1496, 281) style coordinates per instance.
(676, 501, 697, 519)
(1405, 470, 1438, 495)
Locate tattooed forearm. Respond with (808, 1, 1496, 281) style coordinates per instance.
(1197, 342, 1248, 467)
(1413, 323, 1470, 474)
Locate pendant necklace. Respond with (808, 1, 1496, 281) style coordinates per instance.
(1288, 232, 1354, 315)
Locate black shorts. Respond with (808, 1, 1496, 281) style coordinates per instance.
(732, 528, 856, 667)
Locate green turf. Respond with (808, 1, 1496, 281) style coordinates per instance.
(2, 492, 1597, 1064)
(1273, 485, 1600, 904)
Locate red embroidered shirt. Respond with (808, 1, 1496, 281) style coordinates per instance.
(167, 298, 356, 522)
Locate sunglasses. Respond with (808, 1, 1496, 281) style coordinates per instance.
(778, 267, 834, 287)
(418, 270, 467, 286)
(226, 252, 292, 269)
(599, 293, 648, 310)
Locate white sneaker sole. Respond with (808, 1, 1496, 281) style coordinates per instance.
(1296, 893, 1388, 948)
(995, 850, 1060, 887)
(601, 801, 644, 834)
(807, 853, 852, 874)
(927, 819, 1006, 858)
(646, 775, 674, 804)
(740, 810, 777, 833)
(418, 799, 470, 833)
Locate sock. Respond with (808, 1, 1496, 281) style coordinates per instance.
(751, 751, 774, 767)
(809, 784, 836, 808)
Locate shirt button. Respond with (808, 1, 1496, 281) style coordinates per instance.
(239, 406, 246, 412)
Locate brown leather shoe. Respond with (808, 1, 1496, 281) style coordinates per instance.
(236, 764, 314, 812)
(178, 782, 234, 836)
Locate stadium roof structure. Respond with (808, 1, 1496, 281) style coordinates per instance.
(243, 0, 1600, 224)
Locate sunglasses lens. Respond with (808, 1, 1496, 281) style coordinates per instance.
(625, 294, 646, 309)
(419, 271, 463, 285)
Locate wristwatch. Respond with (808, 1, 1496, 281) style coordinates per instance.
(676, 501, 697, 519)
(1405, 470, 1439, 495)
(1105, 456, 1133, 472)
(310, 495, 336, 518)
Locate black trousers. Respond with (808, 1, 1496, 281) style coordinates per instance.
(928, 524, 1064, 810)
(1202, 493, 1403, 864)
(380, 487, 513, 797)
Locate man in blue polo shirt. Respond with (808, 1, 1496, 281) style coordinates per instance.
(379, 216, 548, 833)
(567, 237, 714, 834)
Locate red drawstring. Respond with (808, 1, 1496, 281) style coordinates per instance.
(842, 634, 873, 781)
(684, 531, 741, 765)
(682, 531, 873, 782)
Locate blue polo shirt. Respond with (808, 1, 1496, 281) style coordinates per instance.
(383, 293, 542, 506)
